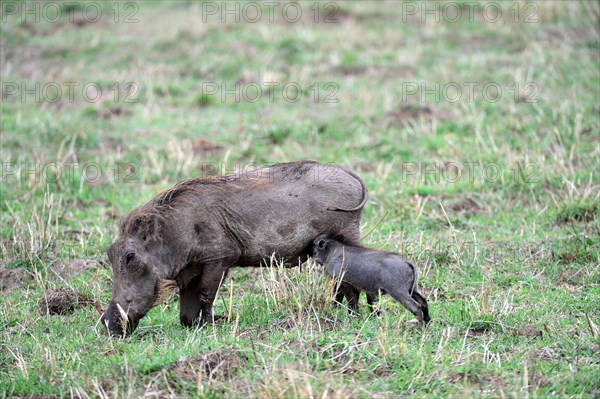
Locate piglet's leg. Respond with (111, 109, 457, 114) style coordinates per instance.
(387, 288, 424, 326)
(341, 283, 360, 314)
(412, 291, 431, 325)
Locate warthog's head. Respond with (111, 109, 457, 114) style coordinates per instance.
(101, 212, 177, 337)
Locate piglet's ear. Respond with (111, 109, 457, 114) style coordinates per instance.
(318, 239, 327, 249)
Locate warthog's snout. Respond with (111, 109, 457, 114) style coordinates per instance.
(101, 301, 141, 338)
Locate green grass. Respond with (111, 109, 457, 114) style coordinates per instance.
(1, 1, 599, 398)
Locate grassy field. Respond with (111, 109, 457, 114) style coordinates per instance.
(1, 1, 599, 397)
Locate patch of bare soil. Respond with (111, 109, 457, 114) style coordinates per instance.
(511, 326, 543, 339)
(558, 268, 586, 286)
(355, 161, 377, 173)
(193, 138, 225, 157)
(104, 210, 120, 219)
(419, 287, 446, 301)
(555, 269, 586, 294)
(37, 288, 94, 316)
(100, 107, 132, 120)
(161, 349, 247, 381)
(371, 364, 395, 378)
(555, 204, 598, 225)
(539, 25, 599, 47)
(49, 259, 102, 279)
(273, 3, 356, 26)
(536, 347, 561, 361)
(197, 162, 222, 177)
(0, 265, 33, 292)
(448, 197, 483, 215)
(375, 104, 456, 129)
(334, 64, 368, 76)
(466, 327, 490, 338)
(447, 370, 492, 388)
(275, 317, 298, 331)
(316, 316, 339, 332)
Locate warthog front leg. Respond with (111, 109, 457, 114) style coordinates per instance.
(179, 274, 202, 327)
(197, 263, 230, 325)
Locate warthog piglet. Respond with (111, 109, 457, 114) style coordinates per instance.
(313, 237, 431, 325)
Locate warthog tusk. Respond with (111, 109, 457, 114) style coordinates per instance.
(116, 302, 129, 336)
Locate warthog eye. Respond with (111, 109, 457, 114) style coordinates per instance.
(125, 252, 135, 264)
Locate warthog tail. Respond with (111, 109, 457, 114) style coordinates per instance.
(327, 169, 369, 212)
(407, 262, 418, 296)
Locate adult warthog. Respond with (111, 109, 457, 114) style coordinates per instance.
(101, 161, 368, 336)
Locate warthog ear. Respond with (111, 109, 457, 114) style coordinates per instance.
(107, 243, 117, 265)
(317, 239, 327, 250)
(153, 279, 178, 306)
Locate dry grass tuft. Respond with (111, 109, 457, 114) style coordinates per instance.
(255, 364, 357, 399)
(261, 257, 339, 323)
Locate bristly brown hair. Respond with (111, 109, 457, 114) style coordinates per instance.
(152, 176, 231, 207)
(149, 161, 318, 208)
(153, 279, 178, 306)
